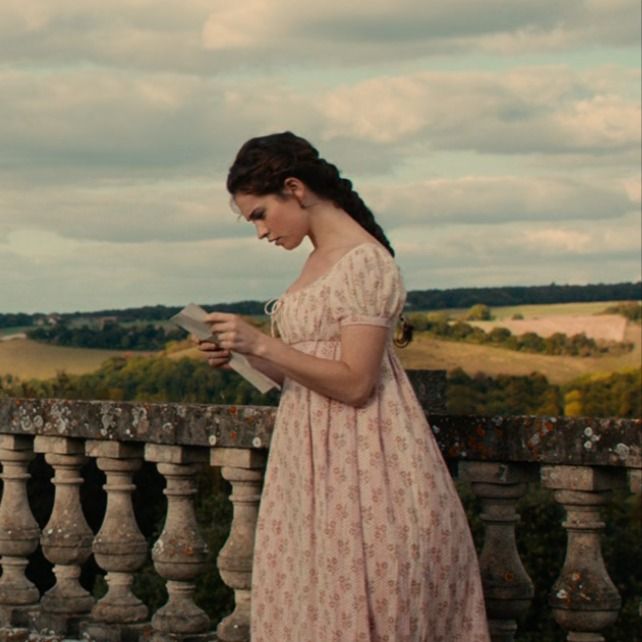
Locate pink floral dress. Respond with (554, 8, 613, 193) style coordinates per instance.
(251, 243, 490, 642)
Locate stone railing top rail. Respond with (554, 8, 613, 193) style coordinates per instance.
(0, 397, 639, 469)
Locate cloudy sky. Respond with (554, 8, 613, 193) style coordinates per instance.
(1, 0, 640, 314)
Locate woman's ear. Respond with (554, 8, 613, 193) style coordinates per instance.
(283, 177, 309, 208)
(283, 177, 304, 197)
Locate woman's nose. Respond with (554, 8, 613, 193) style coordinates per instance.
(255, 221, 268, 239)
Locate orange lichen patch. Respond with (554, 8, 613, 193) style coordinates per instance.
(503, 571, 515, 583)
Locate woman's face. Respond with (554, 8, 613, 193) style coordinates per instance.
(234, 192, 308, 250)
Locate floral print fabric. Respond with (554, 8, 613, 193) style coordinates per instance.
(251, 243, 490, 642)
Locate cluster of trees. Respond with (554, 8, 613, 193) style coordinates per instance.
(563, 368, 642, 418)
(3, 355, 639, 420)
(0, 355, 281, 406)
(27, 322, 186, 351)
(407, 313, 631, 357)
(446, 367, 641, 418)
(602, 301, 642, 323)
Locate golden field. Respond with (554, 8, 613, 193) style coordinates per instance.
(0, 338, 146, 380)
(395, 322, 641, 384)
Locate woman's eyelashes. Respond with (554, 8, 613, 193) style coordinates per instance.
(249, 208, 266, 222)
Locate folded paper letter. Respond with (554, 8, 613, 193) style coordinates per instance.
(170, 303, 280, 394)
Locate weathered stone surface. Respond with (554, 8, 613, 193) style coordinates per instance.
(0, 440, 39, 608)
(428, 414, 641, 468)
(0, 399, 276, 450)
(542, 465, 622, 641)
(38, 443, 94, 624)
(1, 399, 639, 470)
(151, 458, 209, 637)
(216, 459, 266, 642)
(91, 456, 148, 625)
(145, 444, 208, 465)
(0, 374, 639, 641)
(462, 462, 537, 642)
(210, 447, 266, 469)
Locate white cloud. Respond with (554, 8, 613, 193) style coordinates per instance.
(319, 68, 641, 159)
(392, 210, 641, 289)
(0, 2, 639, 313)
(0, 1, 638, 72)
(365, 175, 636, 227)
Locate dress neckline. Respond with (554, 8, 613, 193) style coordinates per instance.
(283, 242, 386, 299)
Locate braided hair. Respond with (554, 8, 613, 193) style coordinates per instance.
(226, 132, 394, 256)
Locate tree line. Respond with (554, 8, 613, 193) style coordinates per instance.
(2, 281, 640, 328)
(27, 321, 186, 351)
(405, 281, 642, 311)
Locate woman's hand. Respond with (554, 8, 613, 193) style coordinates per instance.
(196, 338, 232, 369)
(204, 312, 267, 356)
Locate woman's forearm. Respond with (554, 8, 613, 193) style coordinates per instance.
(255, 331, 385, 406)
(206, 312, 387, 406)
(245, 354, 285, 386)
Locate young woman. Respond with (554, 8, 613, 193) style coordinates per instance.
(198, 132, 490, 642)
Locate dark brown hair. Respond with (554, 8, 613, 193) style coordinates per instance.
(227, 131, 394, 256)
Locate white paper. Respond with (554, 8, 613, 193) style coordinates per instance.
(170, 303, 280, 394)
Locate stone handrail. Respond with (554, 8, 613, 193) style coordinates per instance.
(0, 383, 639, 642)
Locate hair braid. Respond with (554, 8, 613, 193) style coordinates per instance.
(317, 160, 395, 256)
(227, 132, 395, 256)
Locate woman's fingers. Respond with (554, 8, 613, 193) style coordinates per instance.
(207, 356, 232, 369)
(197, 340, 221, 352)
(202, 347, 232, 369)
(202, 312, 264, 355)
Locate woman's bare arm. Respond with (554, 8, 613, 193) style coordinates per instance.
(204, 312, 388, 406)
(197, 340, 286, 386)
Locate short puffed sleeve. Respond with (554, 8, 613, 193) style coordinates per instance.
(329, 243, 406, 327)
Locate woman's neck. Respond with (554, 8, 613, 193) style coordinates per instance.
(306, 203, 373, 253)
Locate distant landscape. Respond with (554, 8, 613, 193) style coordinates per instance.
(1, 281, 640, 418)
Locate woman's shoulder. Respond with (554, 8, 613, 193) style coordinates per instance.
(335, 241, 394, 265)
(331, 242, 403, 294)
(338, 242, 398, 273)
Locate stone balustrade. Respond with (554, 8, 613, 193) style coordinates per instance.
(0, 373, 639, 642)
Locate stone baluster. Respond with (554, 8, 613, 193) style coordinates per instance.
(145, 444, 211, 640)
(541, 465, 625, 642)
(212, 447, 267, 642)
(0, 435, 40, 626)
(33, 435, 95, 634)
(460, 462, 537, 642)
(81, 440, 148, 640)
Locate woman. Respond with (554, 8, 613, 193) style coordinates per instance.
(199, 132, 490, 642)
